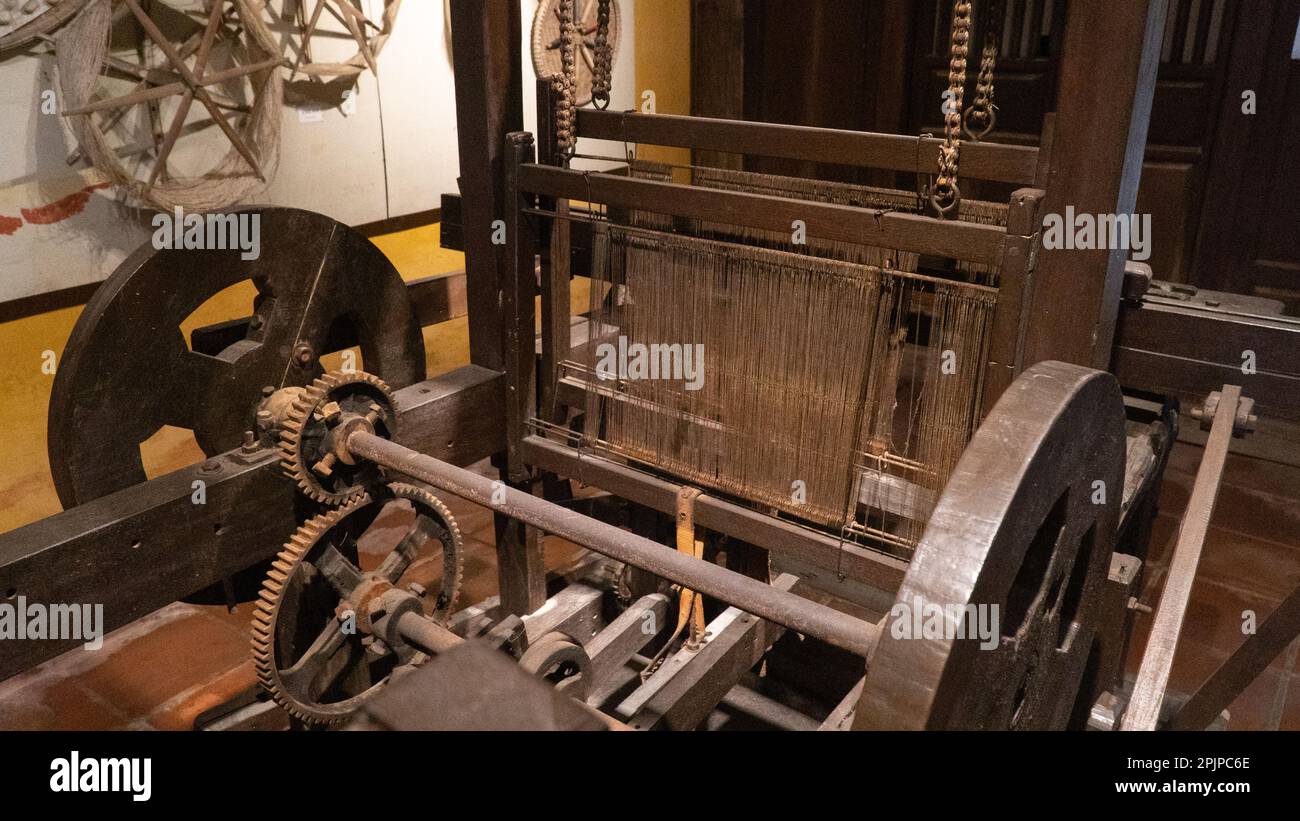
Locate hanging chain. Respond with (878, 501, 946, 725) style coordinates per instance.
(553, 0, 578, 158)
(591, 0, 613, 110)
(932, 0, 972, 219)
(963, 0, 1001, 141)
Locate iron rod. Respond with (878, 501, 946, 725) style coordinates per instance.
(396, 611, 463, 655)
(347, 432, 879, 658)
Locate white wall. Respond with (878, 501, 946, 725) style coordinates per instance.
(0, 0, 635, 303)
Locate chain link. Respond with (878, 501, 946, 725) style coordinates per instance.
(553, 0, 578, 157)
(963, 0, 1001, 141)
(591, 0, 613, 110)
(932, 0, 972, 218)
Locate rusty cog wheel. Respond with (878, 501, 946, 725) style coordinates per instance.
(279, 369, 397, 505)
(251, 483, 464, 726)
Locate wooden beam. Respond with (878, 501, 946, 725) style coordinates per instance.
(449, 0, 523, 371)
(518, 163, 1009, 265)
(1121, 384, 1240, 730)
(1022, 0, 1168, 369)
(575, 109, 1041, 184)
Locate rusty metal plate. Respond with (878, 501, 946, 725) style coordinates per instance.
(48, 207, 425, 508)
(855, 361, 1126, 729)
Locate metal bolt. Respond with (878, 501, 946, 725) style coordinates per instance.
(1127, 596, 1153, 614)
(261, 385, 276, 397)
(249, 315, 263, 330)
(293, 342, 314, 366)
(256, 409, 273, 431)
(407, 582, 426, 598)
(200, 459, 222, 474)
(241, 430, 257, 453)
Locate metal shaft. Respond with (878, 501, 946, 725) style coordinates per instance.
(347, 431, 879, 658)
(396, 610, 463, 655)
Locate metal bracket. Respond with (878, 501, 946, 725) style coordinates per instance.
(1191, 388, 1257, 437)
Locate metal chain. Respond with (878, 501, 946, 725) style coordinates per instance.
(591, 0, 613, 110)
(932, 0, 972, 218)
(553, 0, 578, 157)
(963, 0, 1002, 141)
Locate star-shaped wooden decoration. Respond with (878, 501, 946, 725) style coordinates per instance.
(61, 0, 280, 201)
(273, 0, 400, 79)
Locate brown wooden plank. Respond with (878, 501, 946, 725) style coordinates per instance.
(522, 435, 907, 595)
(1169, 578, 1300, 730)
(1121, 384, 1240, 730)
(518, 163, 1008, 265)
(449, 0, 523, 371)
(1021, 0, 1168, 370)
(575, 109, 1040, 184)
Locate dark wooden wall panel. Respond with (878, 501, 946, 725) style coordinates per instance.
(689, 1, 1268, 296)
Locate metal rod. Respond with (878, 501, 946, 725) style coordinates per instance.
(522, 434, 907, 594)
(1121, 385, 1241, 730)
(347, 432, 879, 658)
(395, 611, 463, 655)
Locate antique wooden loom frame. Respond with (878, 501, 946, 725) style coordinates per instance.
(446, 0, 1169, 618)
(2, 0, 1286, 732)
(510, 105, 1049, 603)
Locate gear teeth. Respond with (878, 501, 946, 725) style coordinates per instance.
(250, 484, 464, 726)
(386, 483, 465, 626)
(277, 370, 395, 507)
(250, 496, 368, 726)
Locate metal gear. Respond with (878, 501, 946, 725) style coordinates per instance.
(47, 207, 424, 510)
(279, 370, 397, 505)
(251, 483, 465, 726)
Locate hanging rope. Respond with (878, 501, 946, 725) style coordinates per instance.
(932, 0, 972, 219)
(963, 0, 1002, 141)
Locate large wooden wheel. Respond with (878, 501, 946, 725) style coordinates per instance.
(855, 361, 1127, 730)
(47, 207, 425, 509)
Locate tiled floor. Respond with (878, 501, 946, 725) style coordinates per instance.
(0, 470, 566, 730)
(1124, 440, 1300, 729)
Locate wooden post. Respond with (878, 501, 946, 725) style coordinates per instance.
(1021, 0, 1167, 370)
(495, 131, 547, 616)
(449, 0, 523, 372)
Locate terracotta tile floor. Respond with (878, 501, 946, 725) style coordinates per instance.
(0, 459, 588, 731)
(1124, 441, 1300, 730)
(3, 439, 1299, 730)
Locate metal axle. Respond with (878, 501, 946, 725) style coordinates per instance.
(346, 431, 879, 658)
